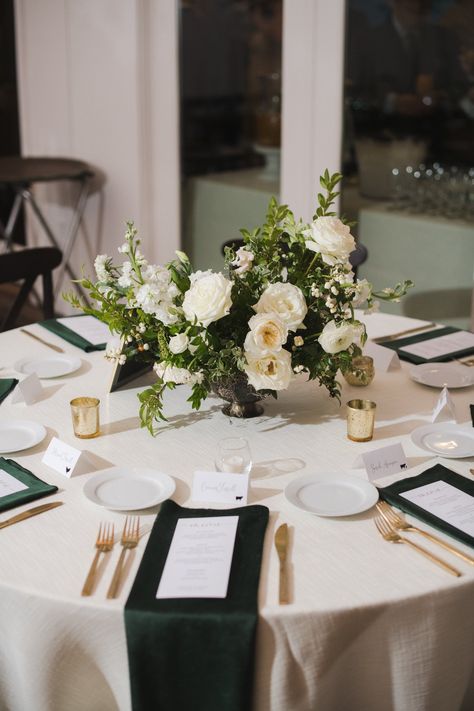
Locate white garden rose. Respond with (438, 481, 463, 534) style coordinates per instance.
(318, 320, 358, 354)
(183, 272, 232, 327)
(244, 348, 293, 391)
(244, 312, 288, 354)
(168, 333, 189, 354)
(254, 282, 307, 331)
(303, 216, 355, 266)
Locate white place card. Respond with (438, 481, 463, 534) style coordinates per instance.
(400, 480, 474, 536)
(57, 315, 111, 345)
(0, 469, 28, 498)
(361, 443, 408, 482)
(42, 437, 91, 478)
(431, 386, 457, 423)
(156, 516, 239, 599)
(364, 341, 400, 373)
(400, 331, 474, 360)
(11, 373, 43, 405)
(192, 470, 249, 506)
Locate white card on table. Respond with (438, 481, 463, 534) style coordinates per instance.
(11, 373, 43, 405)
(400, 480, 474, 536)
(42, 437, 91, 478)
(156, 515, 239, 599)
(399, 331, 474, 360)
(362, 443, 408, 482)
(431, 386, 457, 423)
(364, 341, 400, 372)
(0, 469, 28, 497)
(57, 316, 111, 345)
(192, 470, 249, 506)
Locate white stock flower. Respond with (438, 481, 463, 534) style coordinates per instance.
(118, 243, 129, 254)
(231, 247, 254, 276)
(153, 362, 202, 385)
(244, 348, 292, 391)
(318, 320, 358, 354)
(364, 300, 380, 314)
(244, 312, 288, 355)
(183, 272, 232, 327)
(118, 261, 134, 288)
(134, 281, 179, 325)
(254, 282, 307, 331)
(352, 278, 372, 307)
(94, 254, 110, 282)
(168, 333, 189, 354)
(303, 216, 356, 266)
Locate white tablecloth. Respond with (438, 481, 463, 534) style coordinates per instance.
(0, 313, 473, 711)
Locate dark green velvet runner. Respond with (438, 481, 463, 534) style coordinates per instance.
(0, 379, 18, 404)
(381, 326, 473, 364)
(0, 458, 58, 513)
(40, 316, 106, 352)
(124, 500, 269, 711)
(378, 463, 474, 548)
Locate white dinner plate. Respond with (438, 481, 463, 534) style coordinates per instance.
(14, 355, 82, 379)
(409, 363, 474, 389)
(410, 423, 474, 458)
(83, 467, 176, 511)
(284, 473, 379, 517)
(0, 420, 47, 453)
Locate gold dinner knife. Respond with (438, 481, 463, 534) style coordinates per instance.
(274, 523, 289, 605)
(20, 329, 65, 353)
(0, 501, 63, 529)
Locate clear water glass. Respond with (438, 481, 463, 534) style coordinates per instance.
(215, 437, 252, 475)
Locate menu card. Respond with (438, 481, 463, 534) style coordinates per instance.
(156, 515, 239, 599)
(56, 316, 111, 345)
(0, 469, 28, 498)
(400, 331, 474, 361)
(401, 481, 474, 537)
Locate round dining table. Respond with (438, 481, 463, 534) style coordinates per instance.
(0, 312, 473, 711)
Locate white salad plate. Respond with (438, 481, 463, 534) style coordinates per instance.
(409, 363, 474, 389)
(83, 467, 176, 511)
(14, 355, 82, 379)
(0, 420, 47, 453)
(411, 423, 474, 458)
(284, 473, 379, 517)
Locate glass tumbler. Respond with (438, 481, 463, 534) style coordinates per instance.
(215, 437, 252, 475)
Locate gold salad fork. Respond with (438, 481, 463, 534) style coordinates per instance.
(107, 517, 140, 599)
(376, 501, 474, 565)
(81, 523, 115, 596)
(373, 513, 461, 577)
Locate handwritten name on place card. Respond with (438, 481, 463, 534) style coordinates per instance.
(42, 437, 89, 478)
(192, 470, 249, 506)
(362, 443, 408, 482)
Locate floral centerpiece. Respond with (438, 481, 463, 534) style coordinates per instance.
(66, 171, 412, 433)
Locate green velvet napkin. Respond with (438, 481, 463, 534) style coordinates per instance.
(0, 458, 58, 513)
(0, 379, 18, 404)
(381, 326, 472, 364)
(124, 499, 269, 711)
(40, 316, 106, 352)
(378, 463, 474, 548)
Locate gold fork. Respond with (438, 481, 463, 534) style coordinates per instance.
(373, 513, 461, 577)
(106, 517, 140, 599)
(377, 501, 474, 566)
(81, 523, 115, 596)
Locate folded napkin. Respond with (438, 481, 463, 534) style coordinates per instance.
(382, 326, 472, 364)
(0, 458, 58, 513)
(40, 317, 106, 352)
(0, 379, 18, 404)
(378, 463, 474, 548)
(124, 499, 269, 711)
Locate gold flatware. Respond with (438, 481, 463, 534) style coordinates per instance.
(376, 501, 474, 566)
(81, 522, 115, 596)
(274, 523, 289, 604)
(374, 512, 461, 577)
(470, 469, 474, 476)
(20, 329, 64, 353)
(0, 501, 63, 529)
(372, 322, 436, 344)
(106, 516, 140, 599)
(458, 358, 474, 367)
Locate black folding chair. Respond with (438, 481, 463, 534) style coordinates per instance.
(0, 246, 62, 331)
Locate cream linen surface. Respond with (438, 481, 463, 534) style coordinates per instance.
(0, 315, 473, 711)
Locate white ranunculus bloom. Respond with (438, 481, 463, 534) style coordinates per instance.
(231, 247, 254, 276)
(352, 278, 372, 307)
(303, 216, 356, 266)
(183, 272, 232, 327)
(94, 254, 109, 282)
(244, 312, 288, 354)
(168, 333, 189, 354)
(318, 320, 358, 354)
(244, 348, 293, 391)
(153, 362, 201, 385)
(253, 282, 307, 331)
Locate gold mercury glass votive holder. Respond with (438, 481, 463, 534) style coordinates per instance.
(346, 399, 376, 442)
(70, 397, 100, 439)
(343, 356, 375, 386)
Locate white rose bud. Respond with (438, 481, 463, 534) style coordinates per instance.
(294, 336, 304, 347)
(318, 320, 358, 354)
(253, 282, 307, 331)
(183, 272, 232, 327)
(168, 333, 189, 354)
(303, 216, 356, 266)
